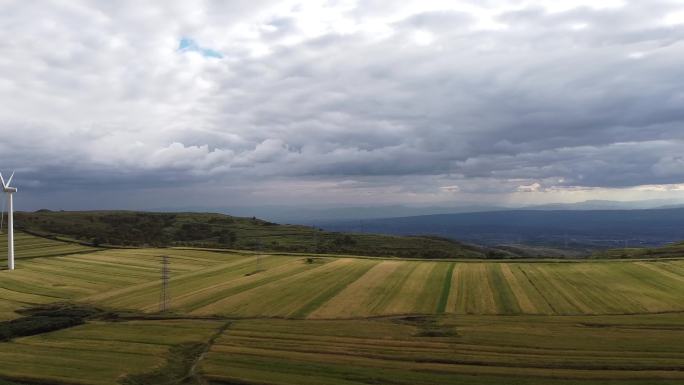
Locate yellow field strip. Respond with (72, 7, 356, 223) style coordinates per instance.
(308, 260, 403, 318)
(192, 258, 359, 317)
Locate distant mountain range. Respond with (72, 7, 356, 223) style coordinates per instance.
(151, 204, 507, 223)
(525, 199, 684, 211)
(154, 199, 684, 224)
(316, 208, 684, 249)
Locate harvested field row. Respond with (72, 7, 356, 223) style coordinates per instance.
(0, 232, 96, 267)
(81, 255, 684, 318)
(0, 319, 222, 385)
(0, 314, 681, 385)
(202, 314, 684, 385)
(2, 233, 684, 319)
(0, 237, 256, 319)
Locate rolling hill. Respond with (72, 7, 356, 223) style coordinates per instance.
(13, 210, 490, 259)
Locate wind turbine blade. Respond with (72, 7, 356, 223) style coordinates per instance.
(0, 172, 5, 188)
(6, 171, 14, 187)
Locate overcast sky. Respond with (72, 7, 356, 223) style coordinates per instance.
(1, 0, 684, 211)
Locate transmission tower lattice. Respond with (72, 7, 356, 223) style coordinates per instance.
(159, 256, 170, 312)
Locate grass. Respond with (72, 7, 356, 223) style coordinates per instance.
(307, 261, 404, 318)
(120, 342, 208, 385)
(0, 314, 680, 385)
(1, 234, 684, 320)
(0, 232, 97, 268)
(436, 263, 455, 313)
(487, 264, 522, 314)
(381, 262, 436, 315)
(0, 319, 223, 385)
(0, 232, 683, 384)
(201, 314, 684, 385)
(121, 321, 231, 385)
(289, 260, 377, 318)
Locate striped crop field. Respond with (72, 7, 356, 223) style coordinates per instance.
(0, 235, 257, 320)
(0, 313, 681, 385)
(85, 255, 684, 319)
(0, 233, 683, 319)
(0, 232, 96, 267)
(1, 231, 684, 384)
(201, 314, 684, 385)
(0, 233, 97, 320)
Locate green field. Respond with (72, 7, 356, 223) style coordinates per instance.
(3, 232, 684, 319)
(0, 232, 96, 267)
(1, 313, 682, 385)
(0, 319, 223, 385)
(84, 251, 684, 318)
(0, 232, 683, 384)
(202, 314, 684, 385)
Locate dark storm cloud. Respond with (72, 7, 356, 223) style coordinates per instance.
(1, 0, 683, 208)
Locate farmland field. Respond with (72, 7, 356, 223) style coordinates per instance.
(2, 233, 684, 320)
(86, 251, 684, 319)
(0, 313, 681, 385)
(0, 319, 223, 385)
(0, 232, 683, 384)
(202, 314, 684, 385)
(0, 232, 96, 267)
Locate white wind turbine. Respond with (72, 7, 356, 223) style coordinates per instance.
(1, 172, 17, 270)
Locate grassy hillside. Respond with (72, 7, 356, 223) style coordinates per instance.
(14, 210, 489, 259)
(1, 234, 684, 384)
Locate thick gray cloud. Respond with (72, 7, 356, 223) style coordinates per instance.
(1, 0, 684, 209)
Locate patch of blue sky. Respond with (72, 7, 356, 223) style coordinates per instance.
(178, 37, 222, 58)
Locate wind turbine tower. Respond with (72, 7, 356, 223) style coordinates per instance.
(1, 172, 17, 270)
